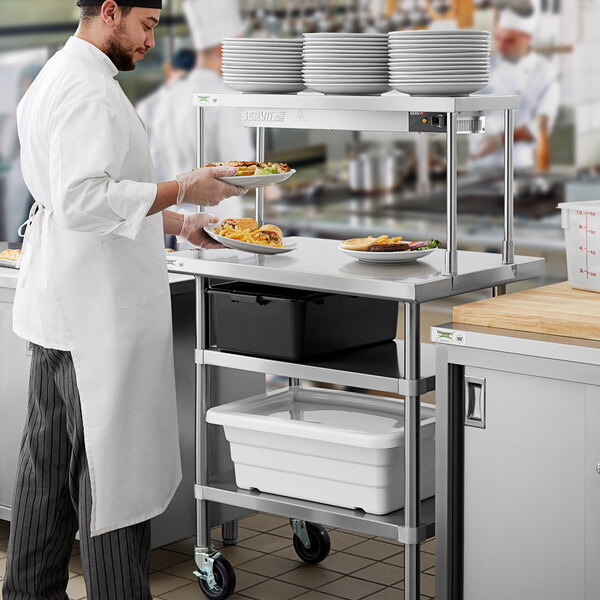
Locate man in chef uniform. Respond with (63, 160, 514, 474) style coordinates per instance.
(142, 0, 256, 219)
(470, 3, 560, 171)
(2, 1, 245, 599)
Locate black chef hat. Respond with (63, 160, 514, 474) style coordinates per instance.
(77, 0, 163, 8)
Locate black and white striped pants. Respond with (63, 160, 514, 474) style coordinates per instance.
(2, 345, 152, 600)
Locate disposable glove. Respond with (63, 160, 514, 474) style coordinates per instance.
(177, 212, 224, 249)
(175, 167, 246, 206)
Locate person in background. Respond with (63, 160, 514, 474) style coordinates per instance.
(136, 47, 195, 161)
(143, 0, 258, 220)
(470, 3, 560, 172)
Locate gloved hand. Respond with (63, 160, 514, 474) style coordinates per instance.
(175, 167, 246, 206)
(177, 212, 224, 249)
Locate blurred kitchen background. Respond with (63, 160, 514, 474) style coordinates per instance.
(1, 0, 600, 294)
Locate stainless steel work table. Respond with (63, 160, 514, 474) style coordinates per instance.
(173, 90, 544, 600)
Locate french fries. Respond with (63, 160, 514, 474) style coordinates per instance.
(214, 226, 283, 247)
(371, 235, 403, 245)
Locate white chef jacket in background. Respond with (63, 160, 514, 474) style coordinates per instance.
(471, 52, 560, 171)
(15, 36, 181, 536)
(141, 67, 254, 218)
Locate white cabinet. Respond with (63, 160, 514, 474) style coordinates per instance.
(0, 286, 30, 519)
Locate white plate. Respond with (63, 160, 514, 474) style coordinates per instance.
(305, 80, 389, 86)
(303, 49, 389, 56)
(390, 36, 490, 43)
(224, 37, 303, 43)
(218, 169, 296, 187)
(204, 226, 298, 255)
(388, 55, 490, 61)
(224, 73, 303, 80)
(0, 258, 20, 269)
(304, 41, 389, 48)
(390, 82, 487, 95)
(304, 75, 388, 81)
(306, 82, 390, 94)
(223, 51, 303, 58)
(390, 79, 489, 85)
(303, 65, 388, 71)
(389, 67, 488, 74)
(224, 42, 303, 49)
(389, 30, 489, 37)
(224, 68, 303, 75)
(389, 50, 490, 62)
(304, 33, 388, 39)
(390, 73, 489, 80)
(223, 61, 303, 67)
(304, 56, 389, 64)
(225, 80, 304, 85)
(339, 245, 438, 263)
(389, 40, 489, 46)
(226, 81, 306, 93)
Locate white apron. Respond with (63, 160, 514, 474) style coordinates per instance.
(14, 36, 181, 536)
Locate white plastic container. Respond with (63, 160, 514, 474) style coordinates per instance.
(558, 201, 600, 292)
(206, 387, 435, 515)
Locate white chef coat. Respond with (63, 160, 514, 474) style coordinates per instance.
(471, 52, 560, 170)
(14, 36, 181, 536)
(140, 67, 254, 218)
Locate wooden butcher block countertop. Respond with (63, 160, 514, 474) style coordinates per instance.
(453, 281, 600, 342)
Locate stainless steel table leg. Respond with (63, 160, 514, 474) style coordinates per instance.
(221, 520, 238, 546)
(195, 275, 210, 552)
(193, 105, 205, 260)
(404, 302, 421, 600)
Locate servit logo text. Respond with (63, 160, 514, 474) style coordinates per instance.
(242, 111, 286, 122)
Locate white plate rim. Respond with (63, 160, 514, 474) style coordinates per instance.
(217, 169, 296, 187)
(204, 225, 298, 255)
(389, 30, 490, 36)
(338, 245, 438, 263)
(304, 32, 388, 38)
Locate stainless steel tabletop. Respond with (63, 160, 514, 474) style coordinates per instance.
(167, 237, 544, 302)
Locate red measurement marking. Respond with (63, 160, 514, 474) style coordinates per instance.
(587, 213, 589, 279)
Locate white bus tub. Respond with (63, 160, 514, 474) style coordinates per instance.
(206, 387, 435, 515)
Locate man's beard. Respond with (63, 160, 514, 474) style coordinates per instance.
(105, 23, 137, 72)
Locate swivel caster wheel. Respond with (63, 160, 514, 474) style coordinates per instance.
(291, 520, 331, 565)
(196, 556, 236, 600)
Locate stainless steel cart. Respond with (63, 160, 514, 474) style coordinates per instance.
(166, 91, 544, 600)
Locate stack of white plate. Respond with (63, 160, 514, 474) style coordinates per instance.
(222, 38, 305, 94)
(303, 33, 390, 95)
(388, 30, 491, 96)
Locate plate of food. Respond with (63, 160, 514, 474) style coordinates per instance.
(208, 161, 296, 188)
(0, 248, 21, 269)
(205, 218, 297, 255)
(339, 236, 441, 263)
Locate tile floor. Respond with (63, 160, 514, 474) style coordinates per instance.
(0, 513, 435, 599)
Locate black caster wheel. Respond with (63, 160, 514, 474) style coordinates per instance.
(292, 522, 331, 565)
(197, 556, 236, 600)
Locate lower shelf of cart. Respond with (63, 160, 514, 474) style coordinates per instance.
(199, 340, 436, 396)
(196, 476, 435, 545)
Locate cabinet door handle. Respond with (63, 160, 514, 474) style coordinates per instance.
(465, 376, 486, 429)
